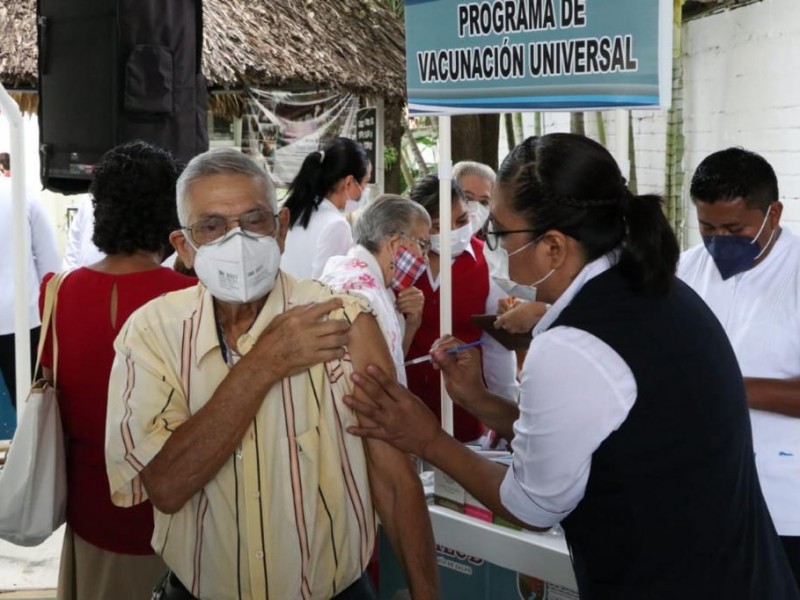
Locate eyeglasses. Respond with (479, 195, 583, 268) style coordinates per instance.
(399, 232, 432, 256)
(183, 208, 279, 247)
(482, 217, 538, 251)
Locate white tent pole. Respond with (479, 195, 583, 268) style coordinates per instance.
(438, 115, 453, 435)
(0, 84, 31, 416)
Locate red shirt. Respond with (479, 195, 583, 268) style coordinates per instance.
(40, 267, 196, 554)
(406, 238, 489, 442)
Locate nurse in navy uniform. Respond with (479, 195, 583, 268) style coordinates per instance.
(344, 133, 800, 599)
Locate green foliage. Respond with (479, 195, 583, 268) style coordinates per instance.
(374, 0, 404, 17)
(384, 146, 398, 171)
(414, 134, 436, 148)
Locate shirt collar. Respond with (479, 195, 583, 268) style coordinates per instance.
(319, 198, 342, 213)
(462, 238, 477, 260)
(195, 272, 289, 364)
(532, 250, 619, 337)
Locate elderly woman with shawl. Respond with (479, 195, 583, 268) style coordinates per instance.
(320, 194, 431, 384)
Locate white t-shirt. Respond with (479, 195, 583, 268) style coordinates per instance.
(281, 199, 353, 280)
(678, 228, 800, 535)
(62, 194, 106, 269)
(0, 179, 61, 334)
(424, 242, 520, 403)
(499, 253, 638, 528)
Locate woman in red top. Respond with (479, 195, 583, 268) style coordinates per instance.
(406, 175, 519, 442)
(40, 142, 196, 600)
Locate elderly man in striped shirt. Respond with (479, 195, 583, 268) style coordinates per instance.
(105, 148, 437, 600)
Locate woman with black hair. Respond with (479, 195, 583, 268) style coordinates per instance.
(406, 174, 518, 443)
(343, 133, 799, 599)
(38, 141, 196, 600)
(487, 136, 551, 335)
(280, 137, 372, 279)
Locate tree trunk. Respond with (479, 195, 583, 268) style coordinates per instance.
(513, 113, 524, 144)
(627, 112, 638, 195)
(405, 130, 430, 176)
(570, 112, 585, 136)
(595, 112, 607, 146)
(400, 152, 415, 191)
(504, 113, 516, 152)
(383, 98, 405, 194)
(451, 114, 500, 171)
(534, 112, 543, 137)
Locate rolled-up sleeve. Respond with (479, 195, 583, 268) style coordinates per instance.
(499, 326, 637, 527)
(105, 318, 190, 507)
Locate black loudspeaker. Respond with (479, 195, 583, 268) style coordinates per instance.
(37, 0, 208, 194)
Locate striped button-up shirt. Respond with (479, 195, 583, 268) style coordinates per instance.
(106, 272, 376, 600)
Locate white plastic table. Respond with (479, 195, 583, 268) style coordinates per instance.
(428, 505, 578, 590)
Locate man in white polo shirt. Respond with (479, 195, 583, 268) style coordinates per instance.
(678, 147, 800, 589)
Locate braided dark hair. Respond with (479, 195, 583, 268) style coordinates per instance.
(497, 136, 538, 185)
(508, 133, 679, 295)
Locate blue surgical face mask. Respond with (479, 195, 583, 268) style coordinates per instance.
(702, 207, 775, 280)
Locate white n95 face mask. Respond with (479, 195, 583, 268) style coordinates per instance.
(430, 223, 473, 257)
(483, 239, 554, 302)
(467, 202, 491, 235)
(193, 228, 281, 303)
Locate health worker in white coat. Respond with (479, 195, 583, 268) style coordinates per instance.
(678, 147, 800, 589)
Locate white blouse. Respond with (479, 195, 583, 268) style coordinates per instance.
(499, 253, 638, 528)
(281, 199, 353, 280)
(319, 245, 408, 385)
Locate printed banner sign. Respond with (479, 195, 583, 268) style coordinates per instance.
(243, 90, 359, 186)
(404, 0, 673, 115)
(356, 108, 378, 183)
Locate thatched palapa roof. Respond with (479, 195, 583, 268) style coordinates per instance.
(0, 0, 407, 114)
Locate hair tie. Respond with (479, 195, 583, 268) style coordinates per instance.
(318, 150, 325, 163)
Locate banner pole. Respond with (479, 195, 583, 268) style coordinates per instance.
(438, 115, 453, 435)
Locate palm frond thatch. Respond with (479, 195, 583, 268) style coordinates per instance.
(0, 0, 407, 109)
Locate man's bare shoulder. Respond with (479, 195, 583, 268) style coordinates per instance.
(347, 311, 395, 379)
